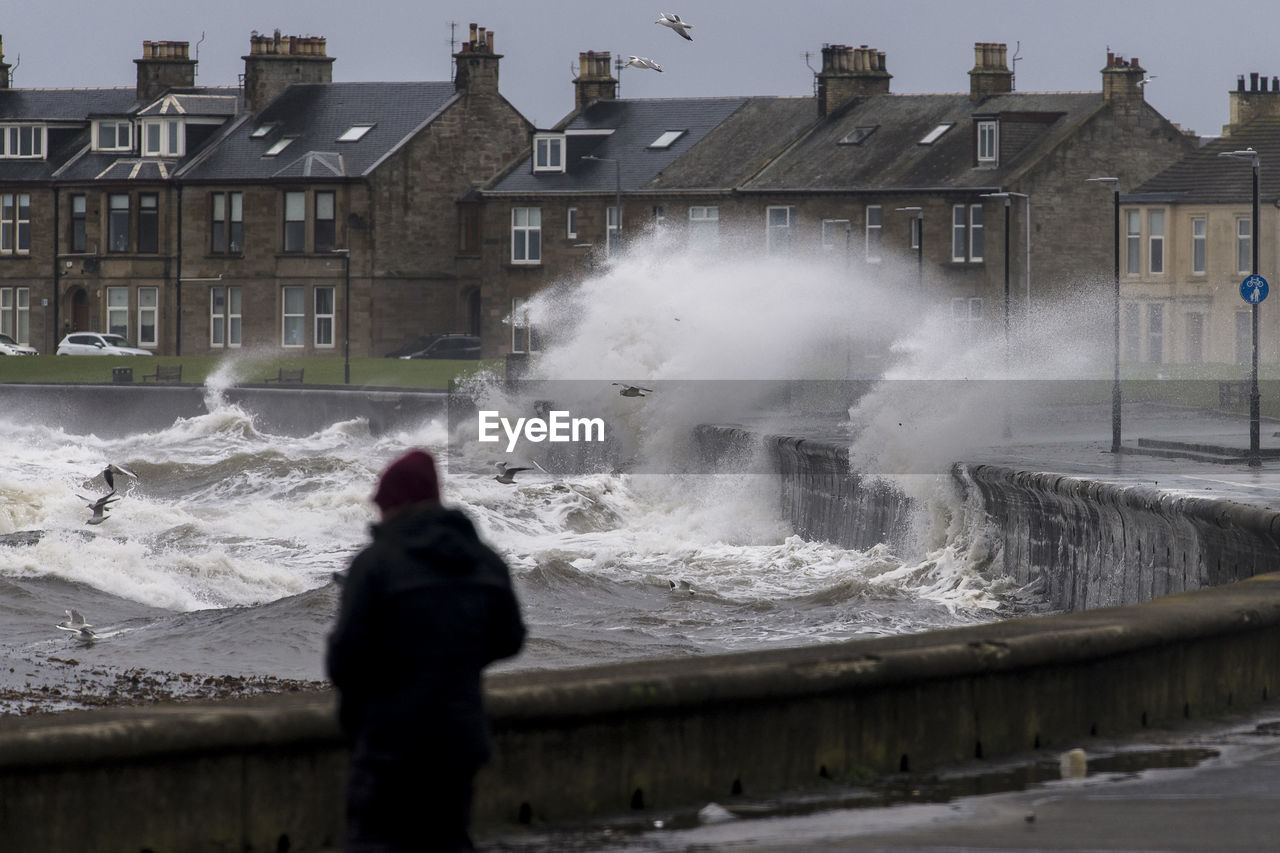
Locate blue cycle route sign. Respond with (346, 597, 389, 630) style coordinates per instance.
(1242, 274, 1269, 304)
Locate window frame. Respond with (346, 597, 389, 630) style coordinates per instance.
(606, 206, 621, 255)
(969, 204, 984, 262)
(94, 120, 133, 152)
(106, 286, 129, 339)
(821, 218, 850, 252)
(140, 118, 183, 157)
(566, 207, 578, 240)
(511, 207, 542, 264)
(765, 205, 795, 255)
(0, 192, 31, 255)
(138, 193, 159, 254)
(283, 191, 306, 253)
(314, 191, 336, 253)
(210, 286, 243, 348)
(977, 120, 998, 165)
(1125, 210, 1142, 275)
(1148, 209, 1164, 275)
(1191, 216, 1206, 275)
(532, 134, 566, 173)
(1237, 217, 1253, 275)
(314, 286, 335, 348)
(137, 287, 158, 347)
(70, 194, 87, 253)
(952, 205, 967, 262)
(865, 205, 882, 262)
(0, 125, 45, 159)
(282, 286, 306, 347)
(0, 286, 31, 344)
(211, 191, 244, 255)
(107, 193, 130, 253)
(688, 205, 719, 250)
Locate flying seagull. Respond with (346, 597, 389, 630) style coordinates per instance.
(494, 462, 534, 485)
(101, 462, 140, 493)
(77, 492, 121, 525)
(613, 383, 654, 398)
(655, 12, 694, 41)
(56, 608, 96, 640)
(1138, 74, 1158, 87)
(625, 55, 664, 72)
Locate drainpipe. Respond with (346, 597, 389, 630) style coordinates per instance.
(175, 183, 183, 355)
(51, 186, 59, 353)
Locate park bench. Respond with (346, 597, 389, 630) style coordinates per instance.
(264, 368, 304, 385)
(141, 364, 182, 383)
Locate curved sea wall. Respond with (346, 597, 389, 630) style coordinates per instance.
(4, 576, 1280, 851)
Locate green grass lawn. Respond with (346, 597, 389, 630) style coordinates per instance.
(0, 354, 504, 391)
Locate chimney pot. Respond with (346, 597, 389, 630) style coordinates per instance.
(1251, 71, 1259, 91)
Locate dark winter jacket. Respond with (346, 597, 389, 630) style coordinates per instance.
(326, 505, 525, 765)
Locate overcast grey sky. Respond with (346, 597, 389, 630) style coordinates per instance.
(5, 1, 1276, 137)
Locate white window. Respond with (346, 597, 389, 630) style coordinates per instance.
(511, 207, 541, 264)
(315, 286, 335, 348)
(264, 136, 296, 157)
(0, 193, 30, 255)
(952, 205, 967, 261)
(0, 125, 45, 158)
(909, 215, 922, 250)
(607, 206, 621, 255)
(1148, 210, 1164, 274)
(284, 192, 306, 253)
(688, 205, 719, 249)
(141, 118, 183, 156)
(533, 134, 565, 173)
(138, 287, 158, 347)
(1126, 210, 1141, 275)
(337, 124, 375, 142)
(920, 123, 954, 145)
(652, 205, 666, 228)
(969, 204, 984, 262)
(766, 205, 795, 255)
(511, 297, 538, 353)
(95, 120, 133, 151)
(567, 207, 578, 239)
(107, 287, 129, 338)
(952, 297, 983, 342)
(865, 205, 882, 261)
(648, 130, 685, 149)
(211, 286, 242, 348)
(282, 286, 306, 347)
(0, 286, 30, 344)
(1191, 217, 1206, 275)
(822, 219, 850, 251)
(977, 120, 998, 164)
(250, 124, 276, 139)
(1237, 217, 1253, 274)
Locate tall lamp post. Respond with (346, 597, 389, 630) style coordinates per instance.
(896, 206, 923, 290)
(1219, 148, 1262, 467)
(581, 154, 622, 255)
(1087, 177, 1122, 454)
(332, 248, 351, 385)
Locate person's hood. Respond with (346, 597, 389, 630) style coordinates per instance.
(374, 505, 494, 576)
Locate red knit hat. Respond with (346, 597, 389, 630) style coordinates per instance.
(372, 449, 441, 512)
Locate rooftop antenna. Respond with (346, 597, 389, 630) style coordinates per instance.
(805, 50, 818, 96)
(1010, 40, 1021, 91)
(193, 31, 205, 82)
(448, 20, 457, 82)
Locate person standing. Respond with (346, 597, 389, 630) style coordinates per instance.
(327, 449, 526, 852)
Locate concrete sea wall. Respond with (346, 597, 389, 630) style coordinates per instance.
(4, 576, 1280, 851)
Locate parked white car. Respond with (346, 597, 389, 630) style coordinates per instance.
(56, 333, 151, 356)
(0, 333, 37, 355)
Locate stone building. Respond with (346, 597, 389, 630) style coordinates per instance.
(1122, 73, 1280, 367)
(475, 42, 1197, 358)
(0, 25, 530, 358)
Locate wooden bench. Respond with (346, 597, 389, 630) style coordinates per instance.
(1219, 380, 1250, 409)
(141, 364, 182, 383)
(264, 368, 304, 385)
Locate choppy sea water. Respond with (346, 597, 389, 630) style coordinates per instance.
(0, 376, 1046, 714)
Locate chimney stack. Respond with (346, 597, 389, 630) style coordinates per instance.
(454, 22, 503, 95)
(134, 40, 196, 102)
(1226, 70, 1280, 135)
(816, 44, 891, 117)
(1100, 52, 1147, 117)
(969, 42, 1013, 101)
(573, 50, 618, 110)
(242, 30, 334, 112)
(0, 36, 10, 89)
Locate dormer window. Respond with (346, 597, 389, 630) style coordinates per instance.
(0, 125, 45, 159)
(532, 133, 565, 173)
(141, 118, 183, 157)
(977, 119, 999, 165)
(94, 120, 133, 152)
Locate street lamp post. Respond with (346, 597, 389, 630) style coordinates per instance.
(1219, 148, 1262, 467)
(1087, 177, 1122, 454)
(581, 155, 622, 255)
(896, 206, 923, 290)
(333, 248, 351, 385)
(981, 192, 1020, 439)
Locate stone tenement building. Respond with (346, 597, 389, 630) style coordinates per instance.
(0, 25, 530, 357)
(477, 43, 1198, 355)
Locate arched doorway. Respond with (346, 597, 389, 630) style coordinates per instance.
(64, 287, 90, 334)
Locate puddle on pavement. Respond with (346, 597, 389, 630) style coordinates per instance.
(481, 745, 1220, 851)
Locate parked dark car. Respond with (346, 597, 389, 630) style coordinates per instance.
(399, 334, 482, 360)
(383, 334, 442, 358)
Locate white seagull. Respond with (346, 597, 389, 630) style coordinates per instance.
(613, 383, 654, 398)
(494, 462, 534, 485)
(656, 12, 694, 41)
(625, 55, 664, 73)
(77, 492, 121, 525)
(101, 462, 140, 494)
(56, 608, 96, 640)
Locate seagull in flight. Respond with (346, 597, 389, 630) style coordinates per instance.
(77, 492, 121, 525)
(656, 12, 694, 41)
(56, 608, 96, 640)
(494, 462, 534, 485)
(613, 383, 654, 397)
(625, 56, 664, 72)
(1138, 74, 1157, 87)
(101, 462, 140, 494)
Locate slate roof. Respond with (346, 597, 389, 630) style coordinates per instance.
(180, 81, 459, 181)
(745, 91, 1105, 192)
(0, 87, 139, 121)
(1127, 118, 1280, 204)
(487, 96, 792, 195)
